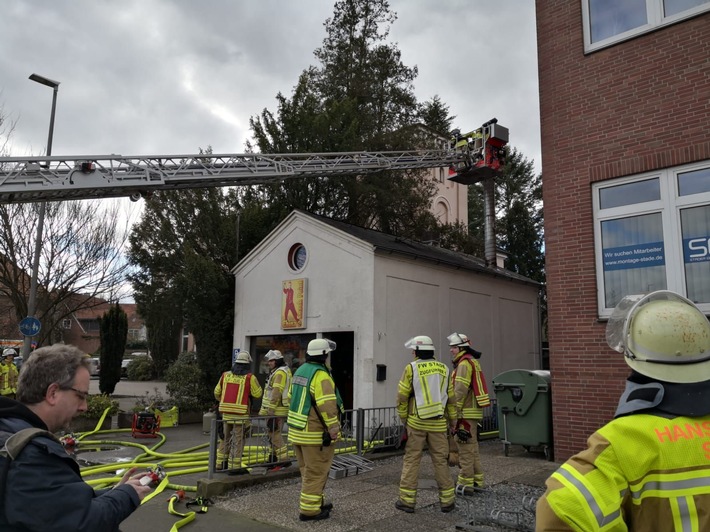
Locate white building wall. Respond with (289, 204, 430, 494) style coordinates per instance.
(371, 254, 540, 408)
(233, 211, 540, 411)
(232, 212, 376, 408)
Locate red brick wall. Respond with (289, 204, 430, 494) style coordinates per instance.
(536, 1, 710, 460)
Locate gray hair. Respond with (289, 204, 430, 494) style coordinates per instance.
(17, 344, 91, 404)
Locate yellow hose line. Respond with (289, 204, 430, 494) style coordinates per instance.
(167, 494, 196, 531)
(141, 476, 170, 504)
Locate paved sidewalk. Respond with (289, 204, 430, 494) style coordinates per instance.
(115, 429, 558, 531)
(84, 381, 560, 531)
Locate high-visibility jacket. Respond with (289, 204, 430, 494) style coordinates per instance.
(537, 412, 710, 531)
(214, 371, 262, 422)
(450, 354, 490, 420)
(6, 362, 18, 394)
(397, 357, 454, 432)
(287, 362, 342, 445)
(0, 364, 10, 396)
(259, 365, 292, 417)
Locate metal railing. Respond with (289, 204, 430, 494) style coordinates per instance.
(207, 401, 499, 479)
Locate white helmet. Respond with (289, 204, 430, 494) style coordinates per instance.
(307, 338, 336, 356)
(264, 349, 283, 361)
(234, 351, 252, 364)
(404, 336, 435, 352)
(447, 332, 470, 347)
(606, 290, 710, 383)
(3, 348, 17, 358)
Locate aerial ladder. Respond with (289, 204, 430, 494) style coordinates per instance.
(0, 120, 507, 204)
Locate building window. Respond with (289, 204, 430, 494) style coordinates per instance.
(79, 319, 100, 332)
(287, 243, 308, 272)
(582, 0, 710, 52)
(594, 161, 710, 316)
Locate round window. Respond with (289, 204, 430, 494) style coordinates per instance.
(288, 243, 308, 271)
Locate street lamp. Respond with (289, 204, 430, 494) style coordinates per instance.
(21, 74, 60, 360)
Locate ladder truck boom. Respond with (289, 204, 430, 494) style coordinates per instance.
(0, 120, 507, 203)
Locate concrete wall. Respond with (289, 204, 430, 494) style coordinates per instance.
(372, 254, 541, 409)
(536, 1, 710, 459)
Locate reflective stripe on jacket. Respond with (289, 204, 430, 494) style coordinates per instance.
(397, 358, 453, 432)
(259, 366, 292, 417)
(451, 355, 490, 419)
(214, 372, 262, 419)
(287, 362, 341, 445)
(536, 413, 710, 531)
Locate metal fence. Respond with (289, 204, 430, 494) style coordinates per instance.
(207, 400, 499, 479)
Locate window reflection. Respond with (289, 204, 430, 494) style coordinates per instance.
(589, 0, 647, 42)
(599, 178, 660, 209)
(681, 206, 710, 303)
(601, 214, 666, 308)
(664, 0, 710, 17)
(678, 167, 710, 196)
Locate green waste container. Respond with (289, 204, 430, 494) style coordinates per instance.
(492, 369, 553, 461)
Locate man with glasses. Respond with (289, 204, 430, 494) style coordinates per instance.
(0, 344, 153, 531)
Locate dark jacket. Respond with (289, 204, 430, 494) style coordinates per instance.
(0, 396, 140, 531)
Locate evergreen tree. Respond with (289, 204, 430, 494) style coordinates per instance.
(418, 95, 456, 136)
(247, 0, 438, 238)
(128, 187, 240, 387)
(467, 147, 545, 283)
(98, 303, 127, 395)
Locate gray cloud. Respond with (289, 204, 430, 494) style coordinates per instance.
(1, 0, 540, 171)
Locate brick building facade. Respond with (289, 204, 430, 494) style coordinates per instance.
(536, 1, 710, 459)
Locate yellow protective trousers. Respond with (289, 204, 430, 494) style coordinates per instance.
(217, 421, 248, 468)
(456, 426, 484, 487)
(293, 444, 335, 516)
(398, 426, 455, 508)
(267, 417, 289, 460)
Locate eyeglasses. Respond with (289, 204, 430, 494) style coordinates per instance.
(61, 386, 90, 401)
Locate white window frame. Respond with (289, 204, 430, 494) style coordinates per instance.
(593, 160, 710, 317)
(582, 0, 710, 53)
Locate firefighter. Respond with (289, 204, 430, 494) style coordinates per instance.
(213, 350, 262, 470)
(447, 332, 490, 491)
(258, 349, 292, 463)
(287, 338, 343, 521)
(1, 348, 18, 399)
(395, 335, 456, 514)
(537, 290, 710, 530)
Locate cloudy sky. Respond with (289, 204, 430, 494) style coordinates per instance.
(0, 0, 540, 174)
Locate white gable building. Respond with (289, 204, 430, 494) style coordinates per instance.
(232, 209, 542, 410)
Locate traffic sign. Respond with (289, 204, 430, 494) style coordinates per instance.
(19, 317, 41, 337)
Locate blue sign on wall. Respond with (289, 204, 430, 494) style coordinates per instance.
(19, 316, 41, 337)
(683, 236, 710, 264)
(602, 242, 665, 272)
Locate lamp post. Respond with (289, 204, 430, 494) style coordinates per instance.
(21, 74, 60, 360)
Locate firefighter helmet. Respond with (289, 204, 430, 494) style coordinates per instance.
(404, 336, 435, 351)
(264, 349, 283, 361)
(447, 332, 470, 347)
(3, 348, 17, 358)
(234, 351, 252, 364)
(307, 338, 336, 356)
(606, 290, 710, 383)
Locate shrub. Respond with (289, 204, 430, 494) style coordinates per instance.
(127, 357, 156, 381)
(165, 352, 213, 412)
(78, 394, 119, 419)
(132, 387, 175, 413)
